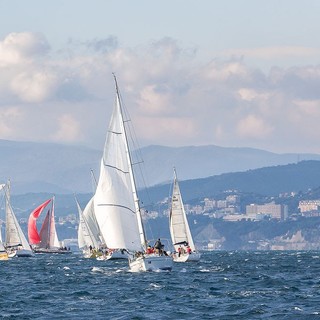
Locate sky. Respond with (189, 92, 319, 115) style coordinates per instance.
(1, 0, 320, 153)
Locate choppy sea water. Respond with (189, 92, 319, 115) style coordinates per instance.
(1, 251, 320, 319)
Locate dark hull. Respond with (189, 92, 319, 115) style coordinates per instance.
(33, 248, 72, 254)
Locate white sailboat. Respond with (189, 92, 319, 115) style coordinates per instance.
(4, 181, 34, 257)
(169, 168, 201, 262)
(28, 196, 70, 254)
(0, 184, 9, 260)
(76, 169, 129, 260)
(76, 195, 103, 258)
(92, 75, 172, 271)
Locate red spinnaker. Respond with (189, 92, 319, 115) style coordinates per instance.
(28, 199, 52, 245)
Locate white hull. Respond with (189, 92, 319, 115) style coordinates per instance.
(7, 250, 17, 258)
(172, 252, 201, 262)
(97, 249, 130, 261)
(129, 254, 173, 272)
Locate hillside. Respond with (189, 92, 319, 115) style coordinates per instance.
(4, 160, 320, 219)
(4, 160, 320, 251)
(139, 160, 320, 204)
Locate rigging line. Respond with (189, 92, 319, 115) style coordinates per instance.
(97, 203, 135, 214)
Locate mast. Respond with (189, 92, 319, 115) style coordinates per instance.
(113, 74, 147, 250)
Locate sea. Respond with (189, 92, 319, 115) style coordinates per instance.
(1, 250, 320, 320)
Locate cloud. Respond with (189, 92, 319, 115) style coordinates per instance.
(10, 71, 58, 103)
(0, 32, 50, 66)
(237, 114, 273, 139)
(222, 46, 320, 60)
(52, 114, 82, 143)
(0, 107, 23, 138)
(1, 32, 320, 153)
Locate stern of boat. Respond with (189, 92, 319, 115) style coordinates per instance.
(129, 254, 173, 272)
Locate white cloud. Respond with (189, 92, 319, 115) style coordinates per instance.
(0, 107, 23, 138)
(0, 32, 49, 66)
(237, 114, 273, 139)
(223, 46, 320, 60)
(1, 32, 320, 153)
(10, 71, 58, 103)
(52, 114, 82, 143)
(137, 85, 171, 115)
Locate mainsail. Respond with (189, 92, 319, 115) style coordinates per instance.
(4, 182, 31, 251)
(93, 78, 143, 252)
(169, 168, 196, 252)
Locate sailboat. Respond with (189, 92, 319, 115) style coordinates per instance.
(76, 195, 103, 258)
(91, 75, 172, 271)
(0, 184, 9, 260)
(76, 169, 129, 260)
(28, 197, 70, 254)
(4, 181, 34, 257)
(169, 168, 201, 262)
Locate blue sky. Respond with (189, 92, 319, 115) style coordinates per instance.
(1, 1, 320, 153)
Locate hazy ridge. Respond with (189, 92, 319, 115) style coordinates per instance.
(1, 139, 320, 194)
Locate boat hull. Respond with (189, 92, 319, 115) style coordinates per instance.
(7, 250, 16, 258)
(97, 249, 130, 261)
(172, 252, 201, 262)
(129, 254, 173, 272)
(16, 249, 34, 257)
(33, 248, 72, 254)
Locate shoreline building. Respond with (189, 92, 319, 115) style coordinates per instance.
(246, 202, 288, 220)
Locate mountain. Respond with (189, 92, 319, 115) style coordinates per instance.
(1, 139, 320, 194)
(0, 139, 101, 194)
(138, 145, 320, 185)
(140, 160, 320, 204)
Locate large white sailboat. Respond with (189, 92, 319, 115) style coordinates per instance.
(4, 181, 34, 257)
(92, 75, 172, 271)
(28, 197, 70, 254)
(169, 168, 201, 262)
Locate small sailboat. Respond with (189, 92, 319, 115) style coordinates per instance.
(76, 195, 103, 258)
(91, 75, 172, 271)
(76, 170, 129, 260)
(169, 168, 201, 262)
(4, 181, 34, 257)
(28, 197, 70, 254)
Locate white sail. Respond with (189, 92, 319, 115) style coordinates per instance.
(76, 196, 101, 249)
(39, 197, 60, 249)
(4, 183, 32, 253)
(93, 84, 142, 252)
(170, 168, 200, 262)
(50, 197, 60, 248)
(87, 75, 172, 271)
(0, 225, 5, 252)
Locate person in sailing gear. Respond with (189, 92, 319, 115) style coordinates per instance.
(154, 239, 164, 254)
